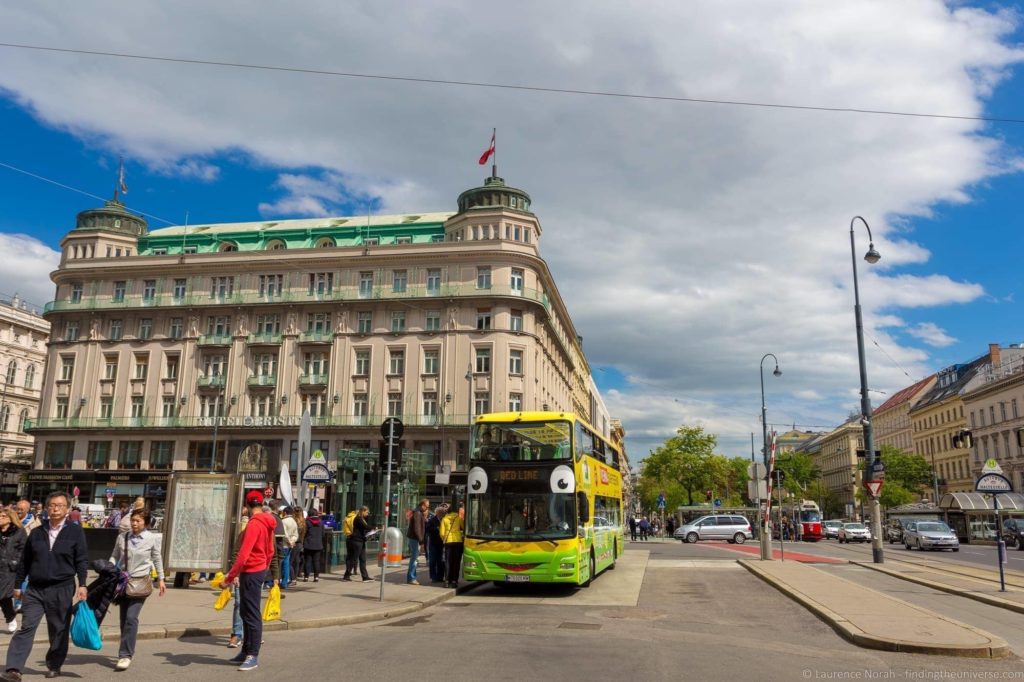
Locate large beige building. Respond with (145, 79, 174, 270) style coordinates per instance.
(27, 175, 620, 506)
(0, 296, 49, 498)
(963, 347, 1024, 491)
(814, 420, 863, 519)
(872, 374, 935, 453)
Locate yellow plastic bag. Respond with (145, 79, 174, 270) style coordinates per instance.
(209, 571, 225, 589)
(213, 587, 232, 611)
(262, 585, 281, 622)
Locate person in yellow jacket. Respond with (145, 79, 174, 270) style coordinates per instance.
(439, 500, 464, 589)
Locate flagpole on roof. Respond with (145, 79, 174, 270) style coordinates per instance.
(492, 128, 497, 179)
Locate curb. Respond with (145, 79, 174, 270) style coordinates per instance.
(2, 588, 457, 648)
(739, 560, 1009, 658)
(851, 561, 1024, 615)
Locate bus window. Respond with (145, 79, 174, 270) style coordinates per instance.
(471, 421, 571, 461)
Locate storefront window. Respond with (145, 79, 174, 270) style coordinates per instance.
(87, 441, 111, 468)
(118, 441, 143, 470)
(149, 441, 174, 469)
(187, 441, 227, 471)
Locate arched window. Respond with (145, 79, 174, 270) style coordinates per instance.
(4, 360, 15, 385)
(314, 237, 335, 248)
(24, 364, 34, 388)
(18, 409, 28, 432)
(265, 240, 286, 251)
(219, 242, 238, 252)
(0, 405, 9, 431)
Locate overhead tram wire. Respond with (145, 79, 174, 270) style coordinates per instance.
(1, 42, 1023, 125)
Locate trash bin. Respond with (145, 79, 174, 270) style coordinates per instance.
(376, 527, 404, 568)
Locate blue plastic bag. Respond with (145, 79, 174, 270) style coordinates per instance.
(70, 601, 102, 650)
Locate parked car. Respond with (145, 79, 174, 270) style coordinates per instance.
(1001, 518, 1024, 550)
(837, 522, 871, 543)
(822, 520, 843, 539)
(674, 515, 752, 544)
(903, 520, 959, 551)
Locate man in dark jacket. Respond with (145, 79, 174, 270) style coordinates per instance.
(425, 504, 446, 583)
(405, 499, 427, 585)
(342, 507, 373, 582)
(2, 491, 89, 681)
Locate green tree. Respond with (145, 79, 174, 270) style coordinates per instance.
(806, 479, 841, 518)
(775, 451, 820, 491)
(879, 481, 915, 508)
(878, 445, 932, 494)
(639, 425, 720, 506)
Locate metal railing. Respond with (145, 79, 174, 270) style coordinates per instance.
(197, 334, 233, 346)
(298, 331, 334, 344)
(246, 332, 283, 345)
(298, 373, 329, 385)
(246, 375, 277, 387)
(197, 375, 226, 388)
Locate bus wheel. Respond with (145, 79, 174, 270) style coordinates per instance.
(581, 552, 595, 588)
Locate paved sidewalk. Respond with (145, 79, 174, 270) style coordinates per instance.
(853, 559, 1024, 614)
(741, 559, 1009, 658)
(0, 561, 453, 649)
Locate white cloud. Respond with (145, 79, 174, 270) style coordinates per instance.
(0, 0, 1020, 458)
(0, 233, 60, 310)
(907, 322, 958, 348)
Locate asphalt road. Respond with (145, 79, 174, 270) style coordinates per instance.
(6, 540, 1021, 681)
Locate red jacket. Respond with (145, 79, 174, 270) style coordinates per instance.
(225, 511, 277, 581)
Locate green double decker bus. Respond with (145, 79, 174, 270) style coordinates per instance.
(462, 411, 625, 587)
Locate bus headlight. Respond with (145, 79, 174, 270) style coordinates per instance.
(465, 559, 478, 570)
(559, 562, 574, 570)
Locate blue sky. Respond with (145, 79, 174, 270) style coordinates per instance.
(1, 1, 1022, 459)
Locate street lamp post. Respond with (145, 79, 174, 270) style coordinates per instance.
(759, 353, 781, 561)
(849, 215, 884, 564)
(465, 364, 473, 473)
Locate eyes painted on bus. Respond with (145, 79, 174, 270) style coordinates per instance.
(550, 465, 575, 494)
(468, 467, 488, 494)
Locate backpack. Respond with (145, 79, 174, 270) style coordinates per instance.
(342, 510, 357, 537)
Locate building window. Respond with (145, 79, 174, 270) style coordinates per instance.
(161, 397, 176, 418)
(475, 348, 491, 374)
(990, 406, 996, 424)
(138, 318, 153, 339)
(60, 356, 74, 382)
(354, 351, 370, 376)
(169, 318, 183, 339)
(113, 281, 126, 302)
(509, 393, 523, 412)
(308, 272, 333, 296)
(423, 392, 438, 421)
(425, 311, 440, 332)
(18, 408, 28, 432)
(353, 394, 368, 423)
(392, 270, 407, 293)
(24, 364, 35, 388)
(387, 392, 403, 417)
(64, 320, 80, 341)
(183, 246, 197, 255)
(476, 266, 491, 289)
(258, 274, 284, 297)
(166, 355, 179, 380)
(251, 394, 275, 418)
(99, 397, 113, 420)
(426, 269, 441, 295)
(510, 310, 523, 332)
(150, 441, 174, 469)
(108, 319, 123, 341)
(143, 280, 157, 301)
(389, 349, 405, 376)
(510, 268, 524, 294)
(70, 283, 83, 303)
(211, 276, 234, 299)
(203, 354, 226, 378)
(474, 392, 490, 415)
(1013, 399, 1019, 419)
(255, 314, 280, 334)
(55, 398, 69, 420)
(395, 236, 412, 245)
(0, 406, 8, 431)
(307, 312, 331, 333)
(357, 311, 372, 334)
(44, 442, 74, 468)
(87, 441, 110, 468)
(303, 351, 327, 375)
(391, 311, 406, 332)
(130, 397, 145, 419)
(302, 393, 327, 418)
(4, 361, 14, 385)
(173, 279, 187, 299)
(134, 355, 149, 380)
(1001, 402, 1007, 422)
(187, 441, 226, 470)
(423, 350, 439, 375)
(509, 349, 523, 375)
(358, 272, 373, 298)
(970, 411, 976, 428)
(476, 309, 492, 330)
(208, 316, 231, 336)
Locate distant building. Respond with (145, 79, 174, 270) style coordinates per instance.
(0, 295, 49, 499)
(776, 428, 822, 454)
(962, 345, 1024, 491)
(812, 420, 863, 520)
(872, 374, 935, 454)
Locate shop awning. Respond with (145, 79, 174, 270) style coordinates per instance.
(939, 492, 1024, 511)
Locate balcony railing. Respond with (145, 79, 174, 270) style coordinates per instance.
(247, 375, 277, 387)
(198, 334, 233, 346)
(298, 373, 329, 386)
(197, 375, 226, 388)
(298, 331, 334, 344)
(25, 413, 473, 430)
(246, 332, 283, 345)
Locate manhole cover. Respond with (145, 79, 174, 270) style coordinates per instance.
(558, 622, 601, 631)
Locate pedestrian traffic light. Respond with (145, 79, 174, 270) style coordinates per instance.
(952, 430, 974, 449)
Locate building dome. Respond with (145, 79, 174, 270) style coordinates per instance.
(74, 196, 147, 236)
(456, 176, 532, 214)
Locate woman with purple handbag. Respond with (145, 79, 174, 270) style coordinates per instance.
(108, 509, 166, 671)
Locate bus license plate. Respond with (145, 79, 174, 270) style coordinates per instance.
(505, 575, 530, 582)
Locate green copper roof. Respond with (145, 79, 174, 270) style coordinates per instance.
(137, 212, 453, 255)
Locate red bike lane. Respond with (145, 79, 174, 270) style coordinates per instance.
(691, 540, 846, 564)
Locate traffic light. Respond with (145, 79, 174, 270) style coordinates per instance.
(378, 442, 403, 471)
(951, 430, 973, 449)
(705, 490, 712, 501)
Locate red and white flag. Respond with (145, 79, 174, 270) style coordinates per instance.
(478, 130, 495, 165)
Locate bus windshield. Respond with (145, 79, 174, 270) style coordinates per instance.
(471, 421, 572, 462)
(466, 465, 576, 540)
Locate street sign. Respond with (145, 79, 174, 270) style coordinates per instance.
(747, 462, 767, 480)
(981, 458, 1004, 475)
(378, 442, 403, 471)
(747, 480, 768, 500)
(714, 498, 722, 507)
(380, 417, 404, 441)
(301, 462, 332, 483)
(656, 493, 666, 509)
(104, 487, 117, 496)
(865, 480, 883, 498)
(72, 486, 80, 498)
(871, 460, 886, 480)
(975, 472, 1012, 493)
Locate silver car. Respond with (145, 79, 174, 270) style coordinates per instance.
(674, 515, 752, 544)
(838, 522, 871, 543)
(904, 521, 960, 552)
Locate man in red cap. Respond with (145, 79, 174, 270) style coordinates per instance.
(221, 491, 276, 672)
